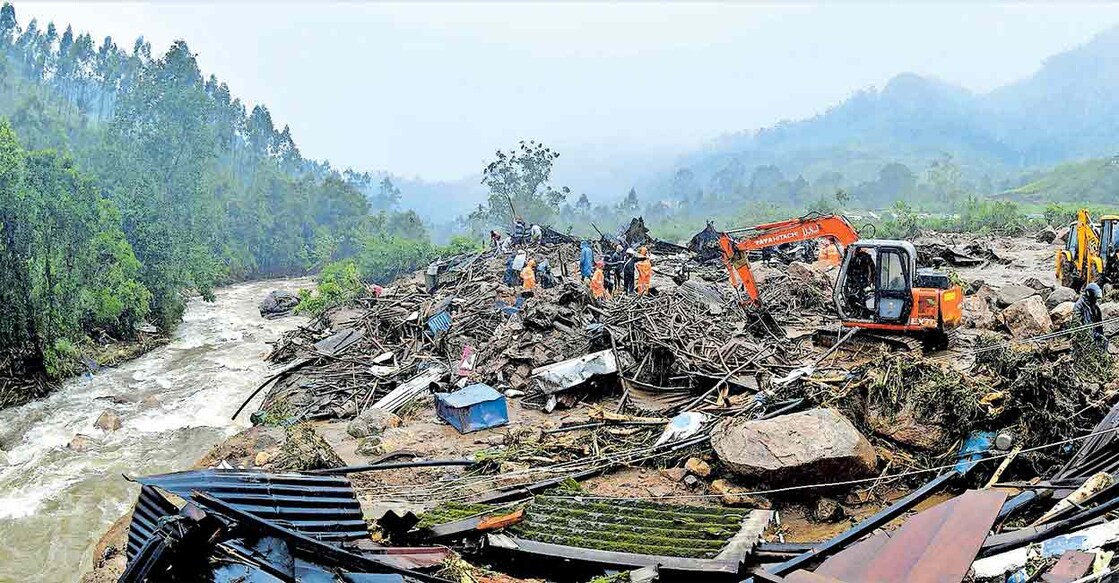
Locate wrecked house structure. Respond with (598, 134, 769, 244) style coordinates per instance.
(100, 217, 1119, 583)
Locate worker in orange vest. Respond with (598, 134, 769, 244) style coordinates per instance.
(636, 246, 653, 295)
(521, 258, 537, 292)
(817, 241, 842, 267)
(590, 259, 609, 300)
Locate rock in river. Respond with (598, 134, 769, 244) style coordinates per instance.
(94, 409, 122, 432)
(712, 408, 876, 485)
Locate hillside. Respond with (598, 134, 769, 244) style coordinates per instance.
(653, 24, 1119, 208)
(1003, 156, 1119, 204)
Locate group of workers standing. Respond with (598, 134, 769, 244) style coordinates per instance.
(580, 240, 652, 300)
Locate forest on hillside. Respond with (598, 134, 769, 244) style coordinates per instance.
(0, 3, 466, 402)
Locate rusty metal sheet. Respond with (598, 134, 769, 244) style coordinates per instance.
(814, 530, 891, 581)
(817, 489, 1007, 583)
(1041, 550, 1094, 583)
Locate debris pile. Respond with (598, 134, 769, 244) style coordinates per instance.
(102, 224, 1119, 583)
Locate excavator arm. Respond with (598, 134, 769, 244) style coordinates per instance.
(718, 214, 860, 302)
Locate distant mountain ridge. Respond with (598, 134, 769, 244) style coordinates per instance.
(659, 24, 1119, 202)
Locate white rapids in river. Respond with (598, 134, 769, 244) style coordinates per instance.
(0, 278, 310, 582)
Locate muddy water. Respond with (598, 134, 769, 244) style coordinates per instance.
(0, 279, 310, 582)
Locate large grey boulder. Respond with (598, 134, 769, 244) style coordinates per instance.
(1046, 286, 1078, 309)
(1000, 296, 1053, 339)
(962, 292, 998, 330)
(1102, 303, 1119, 336)
(1037, 227, 1058, 244)
(712, 408, 876, 485)
(1023, 277, 1055, 293)
(1051, 302, 1077, 327)
(259, 290, 300, 319)
(346, 407, 402, 438)
(995, 285, 1038, 308)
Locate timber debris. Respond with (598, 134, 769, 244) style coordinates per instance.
(103, 222, 1119, 583)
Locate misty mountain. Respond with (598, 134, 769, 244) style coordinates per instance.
(656, 25, 1119, 204)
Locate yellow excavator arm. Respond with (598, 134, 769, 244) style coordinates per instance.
(1056, 208, 1103, 291)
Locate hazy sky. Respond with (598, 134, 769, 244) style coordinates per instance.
(16, 2, 1119, 180)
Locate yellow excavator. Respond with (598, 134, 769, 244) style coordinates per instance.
(1056, 209, 1104, 291)
(1101, 214, 1119, 286)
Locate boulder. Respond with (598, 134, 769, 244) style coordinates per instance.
(1023, 277, 1055, 293)
(68, 434, 97, 451)
(1051, 302, 1077, 327)
(259, 290, 300, 318)
(1046, 286, 1078, 309)
(1037, 227, 1058, 244)
(684, 457, 711, 478)
(962, 294, 998, 330)
(1000, 296, 1053, 339)
(995, 285, 1038, 308)
(346, 407, 402, 438)
(1102, 303, 1119, 336)
(867, 406, 949, 450)
(139, 394, 161, 409)
(1056, 226, 1071, 245)
(712, 408, 876, 485)
(94, 409, 122, 432)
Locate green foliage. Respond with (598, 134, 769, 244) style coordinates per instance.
(295, 260, 363, 316)
(0, 4, 447, 396)
(42, 337, 79, 377)
(468, 140, 570, 232)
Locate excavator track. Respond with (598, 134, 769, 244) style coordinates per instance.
(811, 326, 946, 353)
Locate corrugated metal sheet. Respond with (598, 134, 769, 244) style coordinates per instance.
(134, 469, 368, 542)
(426, 311, 452, 336)
(125, 485, 180, 561)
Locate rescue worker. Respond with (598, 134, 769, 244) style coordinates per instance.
(490, 230, 501, 248)
(622, 248, 638, 295)
(1075, 282, 1106, 349)
(537, 258, 555, 288)
(513, 219, 527, 243)
(818, 241, 842, 267)
(503, 255, 519, 286)
(590, 259, 609, 300)
(530, 223, 543, 243)
(520, 259, 537, 293)
(605, 244, 625, 292)
(636, 246, 653, 295)
(498, 234, 513, 254)
(845, 247, 875, 319)
(579, 240, 594, 282)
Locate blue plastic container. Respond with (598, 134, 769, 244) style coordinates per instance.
(435, 384, 509, 434)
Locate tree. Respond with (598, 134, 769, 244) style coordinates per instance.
(373, 177, 401, 211)
(469, 140, 569, 231)
(928, 153, 963, 208)
(574, 192, 591, 214)
(619, 187, 639, 213)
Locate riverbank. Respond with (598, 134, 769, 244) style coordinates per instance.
(0, 278, 311, 583)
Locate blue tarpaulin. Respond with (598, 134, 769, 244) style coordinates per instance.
(435, 384, 508, 434)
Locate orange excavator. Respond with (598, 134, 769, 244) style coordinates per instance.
(718, 213, 964, 349)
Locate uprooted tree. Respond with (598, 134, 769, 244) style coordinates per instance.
(467, 140, 570, 234)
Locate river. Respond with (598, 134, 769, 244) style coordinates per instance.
(0, 278, 310, 583)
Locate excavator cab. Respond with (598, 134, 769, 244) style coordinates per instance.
(1101, 215, 1119, 286)
(833, 241, 963, 349)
